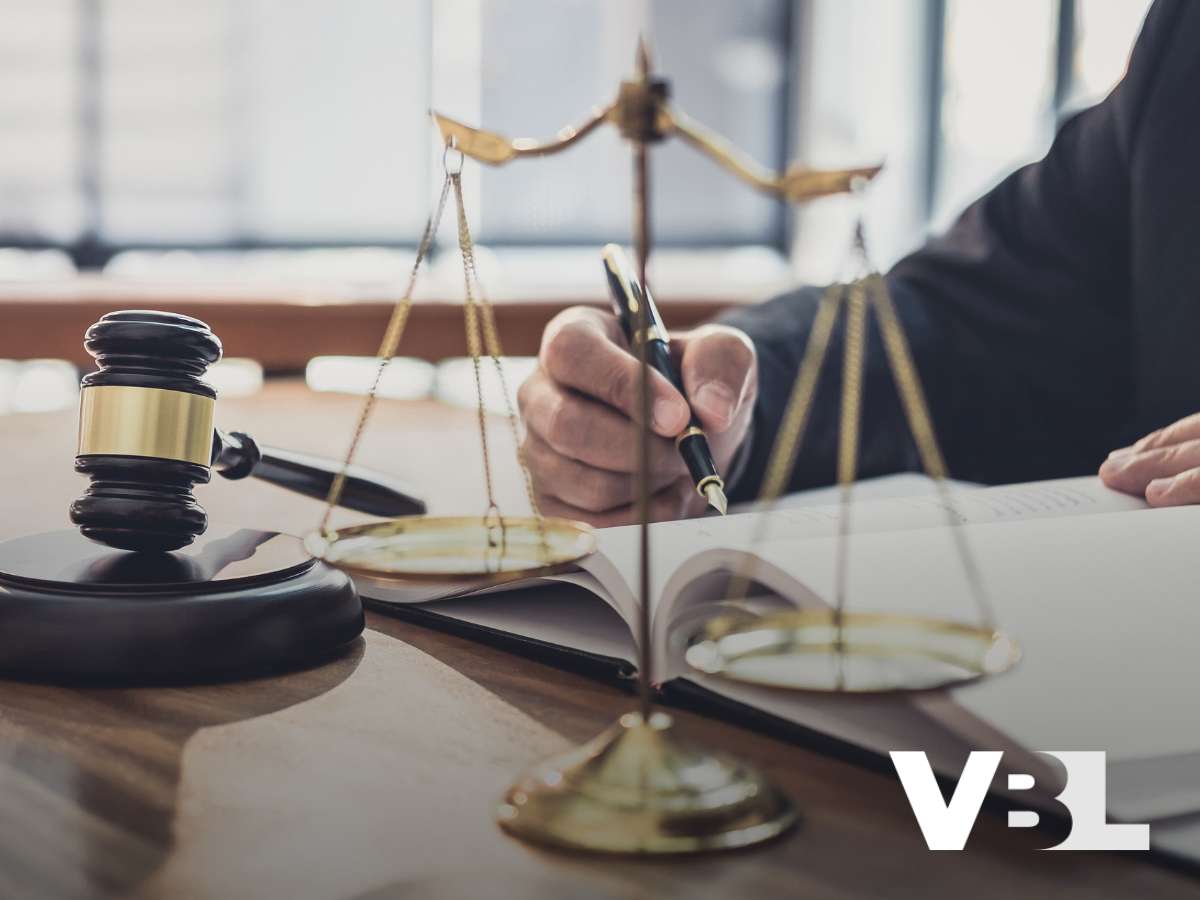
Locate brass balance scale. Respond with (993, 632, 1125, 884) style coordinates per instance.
(305, 41, 1019, 855)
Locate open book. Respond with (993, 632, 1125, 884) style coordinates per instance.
(359, 476, 1200, 860)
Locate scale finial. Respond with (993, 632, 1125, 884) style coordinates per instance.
(636, 34, 652, 78)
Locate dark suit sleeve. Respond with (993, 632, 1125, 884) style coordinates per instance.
(720, 0, 1182, 500)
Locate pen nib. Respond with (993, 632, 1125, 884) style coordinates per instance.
(703, 482, 728, 516)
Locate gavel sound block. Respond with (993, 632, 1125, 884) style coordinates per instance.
(0, 310, 421, 682)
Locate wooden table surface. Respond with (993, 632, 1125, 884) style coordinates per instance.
(0, 379, 1194, 899)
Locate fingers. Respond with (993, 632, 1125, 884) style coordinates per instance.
(674, 325, 757, 433)
(518, 370, 686, 475)
(522, 432, 679, 512)
(1099, 437, 1200, 498)
(1145, 468, 1200, 507)
(521, 307, 756, 525)
(536, 477, 701, 528)
(1127, 412, 1200, 453)
(539, 307, 688, 436)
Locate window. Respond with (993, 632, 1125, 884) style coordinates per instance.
(0, 0, 83, 244)
(1, 0, 431, 260)
(1068, 0, 1155, 110)
(0, 0, 1158, 281)
(935, 0, 1059, 226)
(472, 0, 790, 246)
(0, 0, 790, 270)
(791, 0, 1152, 281)
(933, 0, 1153, 228)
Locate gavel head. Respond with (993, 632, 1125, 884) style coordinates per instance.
(70, 310, 222, 552)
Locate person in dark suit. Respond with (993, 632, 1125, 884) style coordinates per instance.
(517, 0, 1200, 525)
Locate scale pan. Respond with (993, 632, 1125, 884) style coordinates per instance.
(685, 610, 1020, 694)
(304, 515, 595, 584)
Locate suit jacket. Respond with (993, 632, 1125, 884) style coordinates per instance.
(721, 0, 1200, 500)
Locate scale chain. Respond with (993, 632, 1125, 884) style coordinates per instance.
(319, 174, 453, 535)
(448, 173, 545, 526)
(833, 279, 869, 666)
(721, 240, 998, 661)
(451, 172, 501, 524)
(868, 273, 998, 630)
(725, 282, 844, 605)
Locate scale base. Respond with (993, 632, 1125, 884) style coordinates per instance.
(497, 710, 796, 855)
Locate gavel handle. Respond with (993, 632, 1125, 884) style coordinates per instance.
(212, 430, 426, 517)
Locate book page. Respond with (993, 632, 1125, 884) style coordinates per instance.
(687, 475, 1145, 551)
(676, 507, 1200, 823)
(359, 476, 1138, 616)
(730, 471, 959, 513)
(654, 476, 1145, 639)
(359, 477, 1147, 683)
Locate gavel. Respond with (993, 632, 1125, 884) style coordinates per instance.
(70, 310, 424, 552)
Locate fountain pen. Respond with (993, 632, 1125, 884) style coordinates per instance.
(601, 244, 728, 515)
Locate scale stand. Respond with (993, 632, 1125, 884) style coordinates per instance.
(307, 33, 1008, 854)
(417, 42, 836, 854)
(496, 710, 794, 854)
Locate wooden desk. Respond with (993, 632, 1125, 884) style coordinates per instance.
(0, 380, 1193, 899)
(0, 280, 738, 371)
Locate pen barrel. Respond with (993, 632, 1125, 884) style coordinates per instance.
(677, 429, 721, 492)
(644, 341, 723, 495)
(644, 339, 682, 393)
(602, 244, 725, 500)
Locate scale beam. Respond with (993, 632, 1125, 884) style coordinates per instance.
(432, 79, 881, 204)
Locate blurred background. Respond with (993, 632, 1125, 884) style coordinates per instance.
(0, 0, 1153, 412)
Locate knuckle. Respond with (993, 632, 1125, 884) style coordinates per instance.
(1175, 466, 1200, 487)
(605, 360, 634, 408)
(521, 385, 555, 439)
(699, 324, 754, 357)
(1133, 447, 1165, 471)
(1141, 444, 1179, 472)
(527, 463, 550, 494)
(519, 433, 544, 468)
(546, 395, 582, 453)
(521, 445, 552, 492)
(539, 326, 568, 373)
(544, 319, 594, 372)
(711, 325, 755, 360)
(653, 436, 684, 473)
(516, 372, 537, 411)
(684, 325, 755, 386)
(1136, 428, 1164, 451)
(1160, 414, 1200, 446)
(578, 470, 620, 512)
(729, 334, 756, 372)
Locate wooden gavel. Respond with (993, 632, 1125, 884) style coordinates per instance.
(70, 310, 424, 552)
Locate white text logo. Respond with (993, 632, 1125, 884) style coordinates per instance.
(890, 751, 1149, 851)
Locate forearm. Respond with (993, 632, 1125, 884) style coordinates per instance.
(719, 260, 1130, 502)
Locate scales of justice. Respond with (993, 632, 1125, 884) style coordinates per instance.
(305, 40, 1020, 854)
(0, 38, 1022, 854)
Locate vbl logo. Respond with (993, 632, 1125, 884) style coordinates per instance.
(891, 751, 1150, 851)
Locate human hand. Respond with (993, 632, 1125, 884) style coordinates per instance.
(1099, 412, 1200, 505)
(517, 306, 757, 526)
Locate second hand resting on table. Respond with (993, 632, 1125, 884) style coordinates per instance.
(519, 306, 1200, 527)
(1099, 412, 1200, 507)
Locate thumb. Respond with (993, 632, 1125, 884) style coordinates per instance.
(676, 325, 756, 432)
